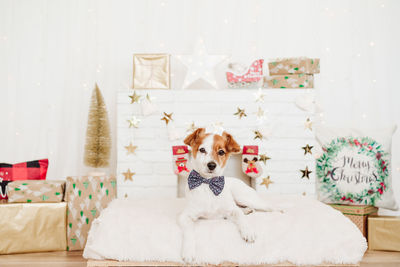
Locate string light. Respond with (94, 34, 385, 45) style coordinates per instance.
(369, 41, 375, 47)
(36, 82, 41, 86)
(372, 79, 377, 83)
(15, 132, 20, 136)
(356, 53, 361, 57)
(325, 47, 330, 52)
(160, 1, 165, 7)
(362, 113, 367, 119)
(223, 18, 229, 24)
(381, 4, 385, 8)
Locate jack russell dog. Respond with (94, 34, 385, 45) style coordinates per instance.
(178, 128, 282, 262)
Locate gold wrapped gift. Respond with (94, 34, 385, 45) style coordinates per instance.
(0, 202, 67, 254)
(133, 54, 170, 89)
(368, 215, 400, 251)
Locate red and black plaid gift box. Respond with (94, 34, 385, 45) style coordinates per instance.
(0, 159, 49, 200)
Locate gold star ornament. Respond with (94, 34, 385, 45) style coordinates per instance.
(300, 166, 312, 179)
(259, 154, 271, 165)
(253, 88, 265, 103)
(302, 144, 313, 155)
(254, 130, 263, 140)
(304, 118, 313, 131)
(187, 121, 197, 133)
(127, 116, 141, 128)
(125, 142, 137, 155)
(260, 176, 274, 189)
(234, 107, 247, 119)
(122, 169, 135, 182)
(129, 91, 141, 104)
(161, 112, 173, 125)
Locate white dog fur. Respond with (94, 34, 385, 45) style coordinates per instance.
(179, 128, 281, 262)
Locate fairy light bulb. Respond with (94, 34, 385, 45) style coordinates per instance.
(362, 113, 367, 119)
(369, 41, 375, 47)
(223, 19, 228, 24)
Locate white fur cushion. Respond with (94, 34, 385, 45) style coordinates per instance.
(83, 195, 366, 265)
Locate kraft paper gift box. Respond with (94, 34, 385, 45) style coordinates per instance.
(0, 202, 67, 254)
(268, 57, 320, 75)
(264, 74, 314, 88)
(7, 180, 65, 203)
(66, 175, 117, 251)
(330, 204, 378, 237)
(368, 216, 400, 251)
(133, 54, 170, 89)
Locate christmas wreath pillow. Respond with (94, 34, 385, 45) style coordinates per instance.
(0, 159, 49, 200)
(315, 125, 398, 210)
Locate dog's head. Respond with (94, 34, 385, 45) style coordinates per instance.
(184, 128, 240, 178)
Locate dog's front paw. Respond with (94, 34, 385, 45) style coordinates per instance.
(240, 226, 257, 243)
(181, 244, 196, 263)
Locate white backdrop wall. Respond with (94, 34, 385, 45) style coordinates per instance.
(0, 0, 399, 213)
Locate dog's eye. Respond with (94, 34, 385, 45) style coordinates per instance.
(218, 150, 225, 156)
(199, 148, 206, 153)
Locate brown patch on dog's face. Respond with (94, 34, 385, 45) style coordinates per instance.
(212, 131, 241, 167)
(183, 128, 209, 158)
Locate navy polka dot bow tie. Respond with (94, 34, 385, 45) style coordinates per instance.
(188, 170, 225, 196)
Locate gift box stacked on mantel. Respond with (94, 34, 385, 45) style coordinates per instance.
(264, 57, 320, 88)
(0, 159, 117, 254)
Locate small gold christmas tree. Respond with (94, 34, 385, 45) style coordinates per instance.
(84, 83, 111, 168)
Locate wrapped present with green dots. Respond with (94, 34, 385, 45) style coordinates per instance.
(66, 175, 117, 251)
(263, 74, 314, 88)
(268, 57, 320, 75)
(7, 180, 65, 203)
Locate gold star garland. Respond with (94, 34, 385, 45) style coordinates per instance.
(259, 154, 271, 165)
(302, 144, 313, 155)
(161, 112, 173, 125)
(129, 91, 141, 104)
(304, 118, 313, 131)
(127, 116, 141, 128)
(260, 176, 274, 189)
(123, 169, 135, 182)
(234, 107, 247, 119)
(254, 130, 263, 140)
(300, 166, 312, 179)
(125, 142, 137, 155)
(187, 121, 197, 133)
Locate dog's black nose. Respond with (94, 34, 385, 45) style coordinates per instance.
(207, 162, 217, 171)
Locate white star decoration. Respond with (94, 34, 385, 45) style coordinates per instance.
(177, 38, 227, 89)
(253, 88, 266, 103)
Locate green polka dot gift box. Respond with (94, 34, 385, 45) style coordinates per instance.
(268, 57, 320, 75)
(65, 175, 117, 251)
(264, 74, 314, 89)
(7, 180, 65, 203)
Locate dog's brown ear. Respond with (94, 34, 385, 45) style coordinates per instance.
(222, 131, 241, 153)
(184, 128, 205, 147)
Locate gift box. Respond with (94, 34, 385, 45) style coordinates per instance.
(7, 180, 65, 203)
(268, 57, 320, 75)
(66, 175, 117, 251)
(368, 216, 400, 251)
(133, 54, 170, 89)
(0, 202, 67, 254)
(330, 204, 378, 237)
(264, 74, 314, 88)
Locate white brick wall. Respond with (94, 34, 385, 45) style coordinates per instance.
(117, 89, 316, 198)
